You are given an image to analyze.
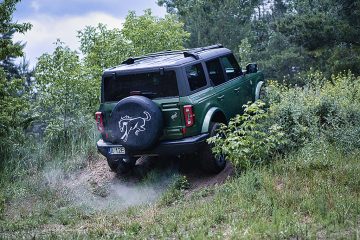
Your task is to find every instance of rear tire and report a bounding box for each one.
[200,122,226,174]
[107,158,119,172]
[107,157,136,174]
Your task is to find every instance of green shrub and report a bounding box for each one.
[268,71,360,153]
[208,101,287,170]
[213,71,360,172]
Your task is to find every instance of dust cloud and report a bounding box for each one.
[42,158,177,212]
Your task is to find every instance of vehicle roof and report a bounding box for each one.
[103,45,232,74]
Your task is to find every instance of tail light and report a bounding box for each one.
[183,105,195,127]
[95,112,105,133]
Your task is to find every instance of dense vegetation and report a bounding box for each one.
[158,0,360,79]
[1,0,360,238]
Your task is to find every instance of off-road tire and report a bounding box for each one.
[116,160,136,174]
[200,122,226,173]
[107,158,119,172]
[109,96,163,151]
[107,158,136,174]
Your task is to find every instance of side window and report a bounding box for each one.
[206,58,226,86]
[186,63,207,91]
[220,55,242,80]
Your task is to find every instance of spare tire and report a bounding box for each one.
[109,96,163,151]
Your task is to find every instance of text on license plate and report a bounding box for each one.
[109,147,125,155]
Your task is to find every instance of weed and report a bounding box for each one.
[158,175,189,206]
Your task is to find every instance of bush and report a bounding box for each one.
[212,71,360,172]
[268,71,360,153]
[208,101,287,170]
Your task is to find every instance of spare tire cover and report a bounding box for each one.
[109,96,163,151]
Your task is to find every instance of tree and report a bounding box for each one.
[159,0,360,80]
[158,0,260,51]
[122,10,189,55]
[78,23,133,75]
[0,0,32,162]
[274,0,360,76]
[0,0,32,77]
[35,41,93,148]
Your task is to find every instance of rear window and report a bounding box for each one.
[103,71,178,102]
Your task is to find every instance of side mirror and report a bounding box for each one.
[246,63,258,74]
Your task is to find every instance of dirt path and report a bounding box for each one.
[81,155,234,192]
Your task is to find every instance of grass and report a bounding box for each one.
[0,139,359,239]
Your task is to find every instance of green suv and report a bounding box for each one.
[96,44,265,174]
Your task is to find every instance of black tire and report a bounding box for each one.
[116,160,136,174]
[106,157,136,174]
[107,158,119,172]
[200,122,226,174]
[109,96,163,151]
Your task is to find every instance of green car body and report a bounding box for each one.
[96,44,265,173]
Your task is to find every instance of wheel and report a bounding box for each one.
[107,158,119,172]
[258,85,266,101]
[106,157,136,174]
[108,96,163,151]
[200,122,226,173]
[255,81,267,102]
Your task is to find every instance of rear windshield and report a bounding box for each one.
[103,71,178,102]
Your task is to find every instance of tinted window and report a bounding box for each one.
[206,58,225,86]
[220,55,242,80]
[186,63,207,91]
[103,71,178,102]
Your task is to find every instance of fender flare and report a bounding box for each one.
[201,107,224,133]
[255,81,264,101]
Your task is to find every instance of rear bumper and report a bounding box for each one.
[97,133,209,159]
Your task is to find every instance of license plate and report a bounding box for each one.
[109,147,125,155]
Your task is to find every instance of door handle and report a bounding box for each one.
[217,95,225,101]
[234,87,241,93]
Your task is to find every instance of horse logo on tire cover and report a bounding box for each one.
[118,111,151,142]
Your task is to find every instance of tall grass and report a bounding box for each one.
[0,120,98,219]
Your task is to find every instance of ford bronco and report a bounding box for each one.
[95,44,265,174]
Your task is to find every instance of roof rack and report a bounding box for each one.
[121,44,224,65]
[183,44,223,60]
[121,49,185,65]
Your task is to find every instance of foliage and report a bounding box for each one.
[0,0,32,61]
[122,10,190,55]
[209,71,360,171]
[268,71,360,153]
[158,0,260,50]
[0,0,31,166]
[158,175,189,206]
[159,0,360,80]
[35,41,94,149]
[208,101,286,170]
[78,23,133,80]
[238,38,252,67]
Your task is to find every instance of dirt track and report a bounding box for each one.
[80,155,234,194]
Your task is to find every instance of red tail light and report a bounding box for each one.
[183,105,195,127]
[95,112,105,133]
